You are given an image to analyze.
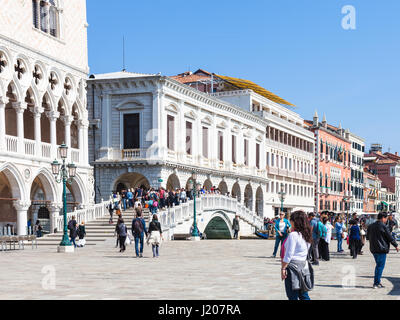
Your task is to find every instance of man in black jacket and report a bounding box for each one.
[367,212,399,289]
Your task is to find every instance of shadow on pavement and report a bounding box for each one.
[315,284,372,289]
[360,276,400,295]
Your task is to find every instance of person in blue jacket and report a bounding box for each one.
[271,212,292,258]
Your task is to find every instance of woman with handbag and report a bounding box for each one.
[281,210,313,300]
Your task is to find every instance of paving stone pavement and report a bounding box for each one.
[1,238,400,300]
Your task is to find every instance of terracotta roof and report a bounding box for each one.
[170,73,210,84]
[384,152,400,161]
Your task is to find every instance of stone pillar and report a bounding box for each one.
[13,200,31,236]
[0,98,5,152]
[62,115,73,159]
[47,111,60,159]
[78,119,89,164]
[49,203,62,234]
[99,94,111,159]
[152,90,165,160]
[13,102,27,154]
[33,107,44,157]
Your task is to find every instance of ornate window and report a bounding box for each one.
[32,0,60,38]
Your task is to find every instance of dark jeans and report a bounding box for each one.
[233,230,239,239]
[152,244,159,257]
[373,253,387,286]
[284,271,311,300]
[128,199,134,208]
[309,238,320,264]
[122,199,127,211]
[134,234,144,256]
[119,236,126,251]
[318,238,330,261]
[70,237,77,248]
[273,234,287,257]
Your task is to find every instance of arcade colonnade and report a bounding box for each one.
[0,46,92,236]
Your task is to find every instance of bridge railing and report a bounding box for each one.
[54,201,109,233]
[160,194,264,232]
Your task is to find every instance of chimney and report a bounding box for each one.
[396,152,398,156]
[322,114,327,128]
[313,110,319,126]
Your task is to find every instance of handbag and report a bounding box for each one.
[125,236,131,246]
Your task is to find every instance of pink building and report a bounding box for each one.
[305,114,352,214]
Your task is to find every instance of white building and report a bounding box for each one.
[88,70,315,219]
[349,132,365,213]
[0,0,93,235]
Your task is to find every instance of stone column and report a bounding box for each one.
[49,203,62,234]
[99,94,111,159]
[78,119,89,164]
[13,200,31,236]
[33,106,44,157]
[13,102,27,154]
[152,90,165,160]
[0,98,5,152]
[46,111,60,159]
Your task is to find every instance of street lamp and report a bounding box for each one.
[278,186,286,217]
[188,172,201,241]
[51,143,77,253]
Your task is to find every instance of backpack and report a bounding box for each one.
[317,221,327,239]
[133,219,144,234]
[68,220,74,230]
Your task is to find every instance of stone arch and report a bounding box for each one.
[166,173,181,191]
[70,103,80,149]
[256,186,264,217]
[218,180,228,195]
[244,184,253,210]
[40,92,52,143]
[56,97,67,145]
[231,182,241,202]
[5,82,19,137]
[0,47,13,78]
[66,173,86,212]
[28,170,58,230]
[0,163,27,202]
[203,178,213,191]
[203,211,233,239]
[13,54,31,85]
[23,88,36,140]
[112,172,151,194]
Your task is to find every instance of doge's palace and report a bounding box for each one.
[0,0,93,236]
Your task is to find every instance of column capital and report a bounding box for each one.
[12,102,28,113]
[13,200,31,211]
[46,110,60,121]
[78,119,89,129]
[30,106,44,116]
[49,202,63,212]
[61,115,74,126]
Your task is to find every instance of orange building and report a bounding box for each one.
[305,113,352,214]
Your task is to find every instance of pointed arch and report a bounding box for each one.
[0,163,28,202]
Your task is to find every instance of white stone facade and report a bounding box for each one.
[88,72,315,218]
[349,132,365,213]
[0,0,93,235]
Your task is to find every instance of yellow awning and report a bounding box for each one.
[214,74,295,107]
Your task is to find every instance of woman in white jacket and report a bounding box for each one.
[281,211,314,300]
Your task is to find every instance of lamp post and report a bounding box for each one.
[278,186,286,218]
[51,143,77,253]
[188,172,201,241]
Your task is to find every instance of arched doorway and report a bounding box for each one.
[113,172,151,195]
[231,182,241,202]
[29,173,56,233]
[256,186,263,217]
[166,174,181,191]
[244,184,253,210]
[218,181,228,195]
[203,213,232,239]
[0,171,17,233]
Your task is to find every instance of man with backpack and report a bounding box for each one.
[308,212,327,266]
[132,211,148,258]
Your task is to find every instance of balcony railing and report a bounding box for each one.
[6,135,17,153]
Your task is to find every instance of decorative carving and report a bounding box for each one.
[33,65,42,85]
[0,52,7,73]
[14,59,25,80]
[49,72,58,90]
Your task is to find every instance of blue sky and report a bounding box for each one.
[87,0,400,153]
